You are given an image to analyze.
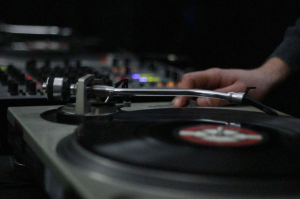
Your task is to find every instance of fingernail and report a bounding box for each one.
[197,97,210,106]
[197,98,205,106]
[205,97,212,106]
[173,98,180,107]
[171,97,176,103]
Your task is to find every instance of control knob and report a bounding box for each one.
[1,73,8,85]
[8,80,18,95]
[27,81,37,95]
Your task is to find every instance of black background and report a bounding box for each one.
[0,0,299,69]
[0,0,300,115]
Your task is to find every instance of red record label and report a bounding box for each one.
[177,125,263,147]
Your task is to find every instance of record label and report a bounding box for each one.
[177,125,263,147]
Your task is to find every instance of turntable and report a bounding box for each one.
[7,74,300,199]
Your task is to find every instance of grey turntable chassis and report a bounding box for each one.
[7,103,290,199]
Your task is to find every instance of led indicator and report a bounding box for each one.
[154,77,161,82]
[132,74,140,79]
[166,81,175,87]
[139,77,148,82]
[140,73,154,77]
[157,82,163,87]
[115,76,121,82]
[119,66,126,73]
[147,77,154,82]
[25,73,32,80]
[1,66,6,71]
[112,67,118,73]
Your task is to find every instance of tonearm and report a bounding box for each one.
[42,74,278,115]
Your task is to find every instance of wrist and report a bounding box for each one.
[256,57,290,89]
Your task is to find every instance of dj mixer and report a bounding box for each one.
[0,52,186,154]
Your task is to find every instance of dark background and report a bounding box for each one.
[0,0,299,69]
[0,0,300,115]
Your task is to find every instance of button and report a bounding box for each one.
[7,64,15,74]
[25,79,32,92]
[8,80,14,92]
[1,73,8,85]
[27,80,37,95]
[8,80,19,95]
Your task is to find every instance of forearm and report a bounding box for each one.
[255,57,290,90]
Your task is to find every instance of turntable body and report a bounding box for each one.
[7,102,300,199]
[8,103,200,199]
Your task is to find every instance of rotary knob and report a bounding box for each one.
[27,81,37,95]
[42,77,70,101]
[1,73,8,85]
[8,80,19,95]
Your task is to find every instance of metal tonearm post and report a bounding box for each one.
[42,74,278,115]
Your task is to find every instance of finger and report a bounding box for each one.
[184,69,224,90]
[197,97,229,107]
[172,96,190,107]
[196,83,245,107]
[173,73,196,107]
[174,69,232,107]
[180,73,196,89]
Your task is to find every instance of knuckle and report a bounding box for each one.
[205,68,224,77]
[215,99,228,107]
[181,73,193,81]
[210,99,221,106]
[207,67,222,73]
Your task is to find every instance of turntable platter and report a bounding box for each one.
[57,108,300,196]
[72,108,300,176]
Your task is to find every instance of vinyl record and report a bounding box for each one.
[74,108,300,177]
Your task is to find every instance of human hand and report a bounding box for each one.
[173,57,290,107]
